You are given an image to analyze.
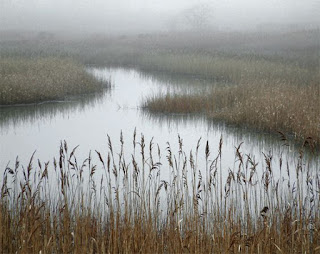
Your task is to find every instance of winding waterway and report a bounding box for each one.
[0,68,319,183]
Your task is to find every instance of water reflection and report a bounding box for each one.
[138,69,230,87]
[0,90,110,133]
[137,69,233,95]
[141,110,208,129]
[141,105,320,165]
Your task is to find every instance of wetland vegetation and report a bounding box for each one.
[144,82,320,144]
[1,29,318,143]
[0,57,110,105]
[1,133,319,253]
[1,28,319,253]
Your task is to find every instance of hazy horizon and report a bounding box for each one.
[1,0,319,34]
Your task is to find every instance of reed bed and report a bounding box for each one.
[1,132,319,253]
[1,30,318,85]
[0,57,110,105]
[1,30,318,136]
[144,81,320,145]
[136,53,318,87]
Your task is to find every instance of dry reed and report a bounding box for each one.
[144,81,320,145]
[1,132,319,253]
[0,57,110,105]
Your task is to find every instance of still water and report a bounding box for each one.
[0,68,318,182]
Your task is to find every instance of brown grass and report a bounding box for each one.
[144,82,320,144]
[1,133,319,253]
[0,57,109,105]
[1,30,318,140]
[136,53,318,86]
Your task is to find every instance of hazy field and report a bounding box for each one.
[0,29,319,141]
[0,29,319,253]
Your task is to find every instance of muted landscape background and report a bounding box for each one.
[1,0,319,253]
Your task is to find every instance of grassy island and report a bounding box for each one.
[0,57,108,105]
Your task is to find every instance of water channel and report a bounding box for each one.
[0,67,319,185]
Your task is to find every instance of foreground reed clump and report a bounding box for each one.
[1,132,319,253]
[0,57,109,105]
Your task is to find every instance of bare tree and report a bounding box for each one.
[182,3,214,30]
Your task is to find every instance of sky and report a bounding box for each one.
[0,0,319,33]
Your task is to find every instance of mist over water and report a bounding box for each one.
[1,0,320,251]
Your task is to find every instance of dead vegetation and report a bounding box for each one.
[0,57,110,105]
[1,132,319,253]
[144,82,320,144]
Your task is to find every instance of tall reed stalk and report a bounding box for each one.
[1,132,319,253]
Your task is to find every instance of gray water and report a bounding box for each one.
[0,67,318,182]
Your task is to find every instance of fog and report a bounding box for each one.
[0,0,319,34]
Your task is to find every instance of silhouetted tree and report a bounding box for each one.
[183,3,214,30]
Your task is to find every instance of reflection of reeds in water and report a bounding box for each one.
[1,131,319,253]
[140,109,318,158]
[138,68,227,90]
[0,90,110,130]
[141,107,208,127]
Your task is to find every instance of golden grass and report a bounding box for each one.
[0,57,109,105]
[144,82,320,144]
[1,133,319,253]
[210,83,320,142]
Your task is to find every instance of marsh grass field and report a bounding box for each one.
[1,29,320,253]
[1,29,319,142]
[0,57,110,105]
[1,133,320,253]
[144,81,320,145]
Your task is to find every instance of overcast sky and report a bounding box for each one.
[1,0,319,33]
